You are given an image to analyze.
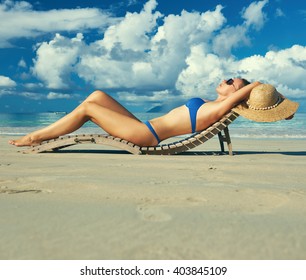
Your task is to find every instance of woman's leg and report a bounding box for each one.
[9,92,156,147]
[83,90,139,120]
[8,103,90,146]
[81,101,155,146]
[9,90,133,146]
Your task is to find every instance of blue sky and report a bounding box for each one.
[0,0,306,113]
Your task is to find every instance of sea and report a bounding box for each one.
[0,112,305,139]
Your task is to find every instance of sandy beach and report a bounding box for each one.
[0,135,306,260]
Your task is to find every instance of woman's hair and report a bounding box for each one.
[241,78,251,86]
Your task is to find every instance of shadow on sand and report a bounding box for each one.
[47,149,306,156]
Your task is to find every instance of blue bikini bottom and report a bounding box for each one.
[144,121,161,144]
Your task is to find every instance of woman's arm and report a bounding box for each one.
[217,81,261,116]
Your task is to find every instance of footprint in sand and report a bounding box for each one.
[137,205,172,222]
[233,188,290,214]
[185,196,207,205]
[0,186,42,194]
[136,195,207,222]
[0,163,11,167]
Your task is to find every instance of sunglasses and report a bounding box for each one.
[226,78,237,90]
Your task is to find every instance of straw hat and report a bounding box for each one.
[232,84,299,122]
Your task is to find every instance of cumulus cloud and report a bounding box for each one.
[241,0,269,30]
[100,0,162,52]
[32,33,84,89]
[0,0,117,47]
[212,1,269,57]
[176,45,233,98]
[14,0,306,105]
[0,75,16,87]
[177,44,306,99]
[212,25,250,57]
[238,45,306,91]
[33,1,227,91]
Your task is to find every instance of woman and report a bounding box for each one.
[9,78,258,147]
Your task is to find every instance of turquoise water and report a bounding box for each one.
[0,112,305,138]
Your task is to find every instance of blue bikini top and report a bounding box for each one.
[185,98,205,133]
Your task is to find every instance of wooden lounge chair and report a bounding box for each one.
[23,111,239,155]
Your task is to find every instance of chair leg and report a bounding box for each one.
[218,132,225,153]
[218,127,233,156]
[223,127,233,156]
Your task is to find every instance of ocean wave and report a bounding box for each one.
[230,134,306,139]
[1,112,306,139]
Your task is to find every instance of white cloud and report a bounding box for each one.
[23,82,44,89]
[118,89,171,102]
[275,8,285,18]
[212,0,269,57]
[0,75,17,87]
[47,92,72,100]
[16,91,73,100]
[98,0,162,52]
[0,0,117,48]
[212,25,250,57]
[238,45,306,91]
[0,88,13,97]
[32,33,84,89]
[176,45,222,98]
[19,92,44,100]
[74,2,226,91]
[19,72,31,80]
[241,0,269,30]
[18,58,27,68]
[177,44,306,99]
[26,0,306,103]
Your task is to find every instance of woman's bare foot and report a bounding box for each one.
[8,135,41,147]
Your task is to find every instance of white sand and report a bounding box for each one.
[1,135,306,259]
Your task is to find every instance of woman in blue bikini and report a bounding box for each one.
[9,78,258,147]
